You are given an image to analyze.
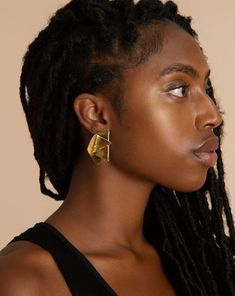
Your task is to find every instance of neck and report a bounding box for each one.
[50,154,156,250]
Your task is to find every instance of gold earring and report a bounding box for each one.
[87,130,111,165]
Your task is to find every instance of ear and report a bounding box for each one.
[73,93,111,133]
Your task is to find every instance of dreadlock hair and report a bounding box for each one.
[19,0,235,295]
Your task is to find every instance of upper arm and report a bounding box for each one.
[0,248,44,296]
[0,241,70,296]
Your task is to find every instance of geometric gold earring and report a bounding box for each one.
[87,130,112,165]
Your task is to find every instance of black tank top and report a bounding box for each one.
[8,222,118,296]
[8,222,190,296]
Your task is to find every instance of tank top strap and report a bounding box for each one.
[8,222,117,296]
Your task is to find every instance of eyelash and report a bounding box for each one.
[168,84,212,98]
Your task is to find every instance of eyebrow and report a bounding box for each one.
[160,63,211,80]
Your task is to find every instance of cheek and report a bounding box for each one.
[110,104,208,192]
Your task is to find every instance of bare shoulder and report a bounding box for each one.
[0,241,63,296]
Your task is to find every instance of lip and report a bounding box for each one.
[193,151,218,167]
[193,136,219,167]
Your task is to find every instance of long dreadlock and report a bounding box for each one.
[19,0,235,295]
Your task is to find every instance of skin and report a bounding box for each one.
[0,22,223,295]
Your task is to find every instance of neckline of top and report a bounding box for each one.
[39,221,118,296]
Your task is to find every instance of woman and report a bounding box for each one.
[0,0,234,295]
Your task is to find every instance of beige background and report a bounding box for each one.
[1,0,234,249]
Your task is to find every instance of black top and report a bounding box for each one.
[8,222,117,296]
[8,222,190,296]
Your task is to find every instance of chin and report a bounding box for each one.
[168,173,208,193]
[176,180,207,193]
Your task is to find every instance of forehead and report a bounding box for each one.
[147,22,209,75]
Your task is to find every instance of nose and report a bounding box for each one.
[195,93,224,132]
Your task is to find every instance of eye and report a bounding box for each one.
[168,85,188,97]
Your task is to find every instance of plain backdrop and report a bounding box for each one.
[1,0,235,249]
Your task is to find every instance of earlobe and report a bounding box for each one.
[73,93,109,133]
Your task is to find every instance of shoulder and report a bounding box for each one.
[0,241,56,295]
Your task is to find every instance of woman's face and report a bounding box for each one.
[110,22,223,192]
